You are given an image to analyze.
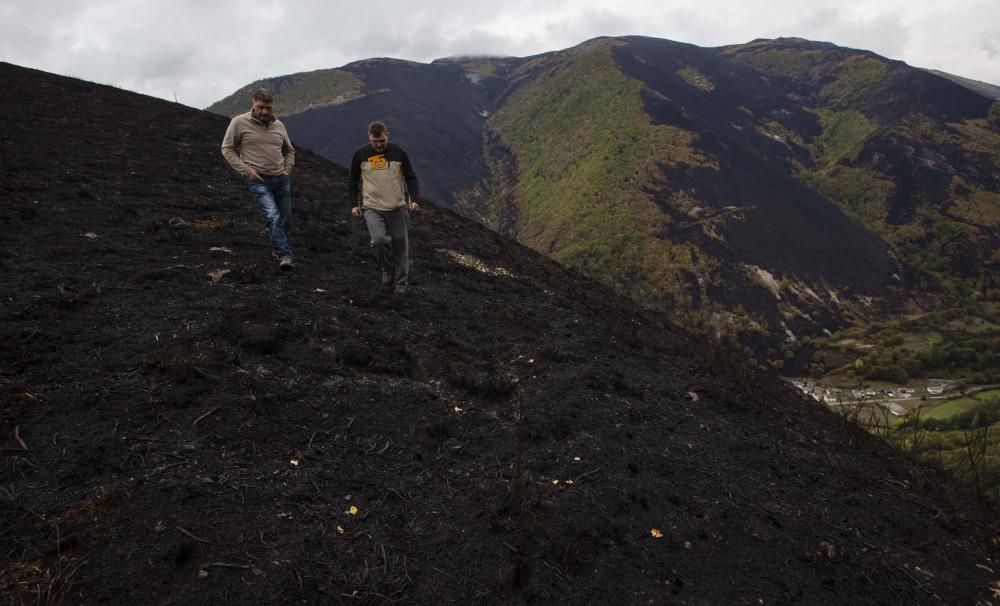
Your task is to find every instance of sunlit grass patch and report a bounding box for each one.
[924,397,982,420]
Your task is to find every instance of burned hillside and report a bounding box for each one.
[1,62,998,605]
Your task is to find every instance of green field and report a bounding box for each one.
[900,332,941,352]
[920,389,1000,420]
[945,316,1000,334]
[971,389,1000,403]
[925,397,984,420]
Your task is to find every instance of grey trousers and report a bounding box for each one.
[363,207,409,286]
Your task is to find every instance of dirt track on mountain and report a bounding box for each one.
[1,62,998,605]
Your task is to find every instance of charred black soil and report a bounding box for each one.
[1,62,998,605]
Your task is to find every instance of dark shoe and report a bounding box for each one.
[393,284,408,295]
[279,256,294,269]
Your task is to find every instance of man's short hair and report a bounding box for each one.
[252,88,274,104]
[368,121,387,137]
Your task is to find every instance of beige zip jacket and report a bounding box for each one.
[220,112,295,178]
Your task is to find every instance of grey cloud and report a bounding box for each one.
[4,0,999,107]
[543,8,636,41]
[795,8,839,32]
[444,30,531,59]
[792,10,909,58]
[981,35,1000,60]
[644,8,727,47]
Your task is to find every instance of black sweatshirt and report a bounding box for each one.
[347,142,420,211]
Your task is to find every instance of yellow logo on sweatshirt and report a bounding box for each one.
[368,155,388,170]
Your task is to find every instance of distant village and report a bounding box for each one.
[789,380,953,417]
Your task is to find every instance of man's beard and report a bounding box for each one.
[252,111,274,123]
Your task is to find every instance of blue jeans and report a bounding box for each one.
[248,174,292,259]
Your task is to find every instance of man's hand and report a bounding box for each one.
[408,201,419,212]
[247,168,261,182]
[351,207,362,218]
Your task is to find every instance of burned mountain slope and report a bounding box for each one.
[1,62,997,605]
[275,57,499,208]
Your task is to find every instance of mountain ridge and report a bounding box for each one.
[207,35,998,376]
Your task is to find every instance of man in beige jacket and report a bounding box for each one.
[221,88,296,268]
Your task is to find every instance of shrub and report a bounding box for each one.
[989,101,1000,126]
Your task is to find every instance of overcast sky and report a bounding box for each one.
[2,0,998,109]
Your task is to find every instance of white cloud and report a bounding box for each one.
[1,0,998,108]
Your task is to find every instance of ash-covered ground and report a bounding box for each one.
[1,62,997,605]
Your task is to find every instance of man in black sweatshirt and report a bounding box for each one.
[348,121,420,294]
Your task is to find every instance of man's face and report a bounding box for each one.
[369,131,389,152]
[251,99,274,122]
